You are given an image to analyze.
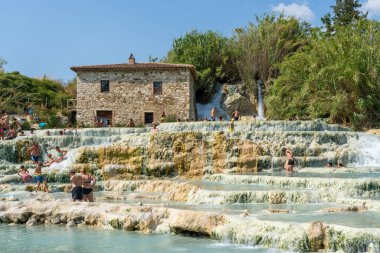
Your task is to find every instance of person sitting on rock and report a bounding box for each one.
[18,165,32,183]
[151,123,159,133]
[44,153,57,167]
[12,117,22,132]
[127,119,135,127]
[55,147,67,162]
[69,170,83,202]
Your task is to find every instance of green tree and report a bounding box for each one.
[0,58,7,72]
[65,78,77,97]
[164,30,235,102]
[0,71,74,119]
[322,0,367,32]
[232,14,310,92]
[266,20,380,129]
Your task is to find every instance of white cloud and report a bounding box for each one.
[362,0,380,16]
[272,3,315,21]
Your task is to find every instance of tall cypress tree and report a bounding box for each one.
[322,0,367,32]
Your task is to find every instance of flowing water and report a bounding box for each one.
[0,224,275,253]
[196,84,230,121]
[257,80,265,119]
[1,120,380,252]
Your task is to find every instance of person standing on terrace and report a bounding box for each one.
[69,170,83,202]
[232,109,240,121]
[211,107,216,121]
[34,162,48,192]
[160,112,167,123]
[81,168,96,202]
[28,142,40,164]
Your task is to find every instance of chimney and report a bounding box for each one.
[129,54,135,64]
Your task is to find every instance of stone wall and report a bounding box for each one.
[76,69,195,126]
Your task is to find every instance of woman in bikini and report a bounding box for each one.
[55,146,67,162]
[284,149,295,173]
[81,167,96,202]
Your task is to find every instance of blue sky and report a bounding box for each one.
[1,0,379,81]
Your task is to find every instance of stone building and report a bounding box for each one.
[71,55,197,126]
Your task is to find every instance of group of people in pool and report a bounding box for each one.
[27,142,67,165]
[18,164,95,201]
[69,168,96,202]
[283,148,344,173]
[18,142,79,196]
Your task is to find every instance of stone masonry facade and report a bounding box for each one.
[71,61,197,126]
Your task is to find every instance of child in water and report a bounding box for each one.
[34,162,48,192]
[18,165,32,183]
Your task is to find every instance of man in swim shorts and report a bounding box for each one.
[34,162,48,192]
[69,170,83,201]
[28,142,40,164]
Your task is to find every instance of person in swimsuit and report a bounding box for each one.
[55,146,67,162]
[160,112,167,123]
[34,162,48,192]
[69,170,83,202]
[152,123,159,133]
[5,127,16,140]
[44,153,57,167]
[1,112,10,134]
[210,107,216,121]
[127,119,135,127]
[284,149,295,173]
[232,109,240,121]
[13,117,22,131]
[81,168,96,202]
[28,142,40,164]
[18,165,32,183]
[228,119,235,132]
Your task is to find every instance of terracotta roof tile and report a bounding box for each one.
[71,62,198,80]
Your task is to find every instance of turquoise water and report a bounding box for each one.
[0,224,274,253]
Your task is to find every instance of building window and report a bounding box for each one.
[153,81,162,95]
[144,112,154,124]
[101,80,110,92]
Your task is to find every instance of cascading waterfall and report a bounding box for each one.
[196,84,230,120]
[1,121,380,253]
[349,133,380,167]
[257,80,265,119]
